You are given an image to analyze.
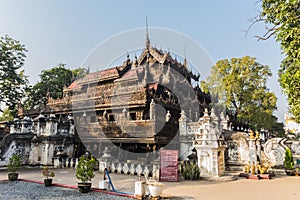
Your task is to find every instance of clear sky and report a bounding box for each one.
[0,0,288,122]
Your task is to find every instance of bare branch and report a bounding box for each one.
[254,25,278,40]
[243,15,267,39]
[254,0,262,6]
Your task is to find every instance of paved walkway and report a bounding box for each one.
[1,168,300,200]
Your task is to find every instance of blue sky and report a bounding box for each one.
[0,0,287,121]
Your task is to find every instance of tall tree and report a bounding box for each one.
[279,57,300,122]
[0,35,28,115]
[253,0,300,122]
[202,56,277,130]
[0,107,14,121]
[25,64,88,108]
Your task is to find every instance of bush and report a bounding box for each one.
[7,154,21,173]
[42,167,55,179]
[182,161,200,180]
[284,148,294,170]
[76,155,97,183]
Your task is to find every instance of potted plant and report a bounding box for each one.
[147,181,165,198]
[76,154,97,193]
[42,167,55,186]
[284,148,295,176]
[7,154,21,181]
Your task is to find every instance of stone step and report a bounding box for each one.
[226,165,244,171]
[268,169,286,175]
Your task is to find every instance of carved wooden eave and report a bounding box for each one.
[114,67,142,83]
[68,64,131,89]
[137,46,199,82]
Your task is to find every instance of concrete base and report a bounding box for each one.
[238,173,249,178]
[259,174,275,180]
[239,173,275,180]
[134,181,145,198]
[247,175,260,180]
[99,180,110,190]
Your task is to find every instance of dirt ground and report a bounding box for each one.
[0,168,299,200]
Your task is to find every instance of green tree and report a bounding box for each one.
[254,0,300,122]
[202,56,277,130]
[0,35,28,115]
[260,0,300,60]
[278,57,300,122]
[25,65,88,108]
[0,107,14,121]
[268,117,285,138]
[71,67,89,81]
[25,64,72,107]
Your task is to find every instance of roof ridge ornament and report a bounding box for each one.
[145,16,150,50]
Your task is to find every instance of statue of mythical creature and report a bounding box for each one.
[250,130,255,139]
[255,131,260,139]
[256,161,270,174]
[243,161,251,173]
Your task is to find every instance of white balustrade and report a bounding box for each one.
[130,163,136,175]
[136,164,143,176]
[123,163,129,174]
[111,163,116,173]
[117,163,123,174]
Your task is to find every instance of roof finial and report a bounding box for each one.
[146,16,150,50]
[183,45,188,68]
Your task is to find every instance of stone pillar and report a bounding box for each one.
[68,115,75,135]
[45,114,58,136]
[29,144,39,164]
[179,110,187,136]
[20,116,32,133]
[98,147,113,173]
[43,143,49,165]
[193,108,226,177]
[48,144,54,165]
[10,118,17,133]
[20,120,25,133]
[179,110,191,161]
[10,118,20,133]
[220,112,228,130]
[35,113,45,136]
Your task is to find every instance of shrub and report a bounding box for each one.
[284,148,294,170]
[182,161,200,180]
[42,167,55,179]
[76,155,97,183]
[7,154,21,173]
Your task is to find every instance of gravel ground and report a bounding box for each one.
[0,181,134,200]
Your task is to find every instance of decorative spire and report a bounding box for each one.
[146,16,150,50]
[132,54,138,69]
[183,58,187,68]
[183,45,188,69]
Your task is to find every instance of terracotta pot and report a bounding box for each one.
[78,182,92,193]
[8,173,18,181]
[44,178,53,186]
